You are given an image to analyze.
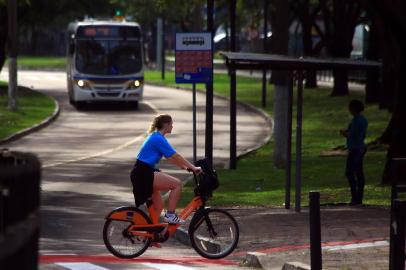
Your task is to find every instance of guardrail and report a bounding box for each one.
[0,149,41,270]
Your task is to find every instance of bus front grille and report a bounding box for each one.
[97,92,121,97]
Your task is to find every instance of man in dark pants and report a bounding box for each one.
[340,100,368,205]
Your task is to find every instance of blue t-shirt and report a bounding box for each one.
[347,114,368,150]
[137,132,176,167]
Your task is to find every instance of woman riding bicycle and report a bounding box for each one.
[131,114,202,225]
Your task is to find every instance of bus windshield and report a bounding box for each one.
[75,39,142,75]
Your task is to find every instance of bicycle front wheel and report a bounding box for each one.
[103,207,151,258]
[189,208,239,259]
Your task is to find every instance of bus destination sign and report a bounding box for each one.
[175,33,213,84]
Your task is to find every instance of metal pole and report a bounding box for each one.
[285,72,293,209]
[7,0,18,111]
[161,15,165,80]
[229,0,237,169]
[389,199,406,270]
[295,71,304,212]
[230,68,237,169]
[205,0,214,165]
[156,17,163,71]
[192,83,197,164]
[261,0,269,108]
[309,191,322,270]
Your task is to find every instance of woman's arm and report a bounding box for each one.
[167,153,202,173]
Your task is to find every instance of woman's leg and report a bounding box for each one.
[153,172,182,212]
[151,190,164,218]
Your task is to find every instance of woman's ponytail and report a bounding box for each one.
[147,114,172,134]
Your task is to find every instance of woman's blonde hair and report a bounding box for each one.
[147,114,172,134]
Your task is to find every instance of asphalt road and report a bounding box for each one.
[0,70,271,270]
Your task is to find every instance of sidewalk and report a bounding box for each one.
[227,205,390,269]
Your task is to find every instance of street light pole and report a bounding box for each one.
[7,0,18,111]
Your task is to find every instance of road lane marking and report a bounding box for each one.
[56,262,109,270]
[42,133,146,168]
[143,263,194,270]
[42,100,158,168]
[40,255,237,266]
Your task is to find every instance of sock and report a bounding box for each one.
[166,211,175,216]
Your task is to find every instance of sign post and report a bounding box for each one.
[175,32,213,164]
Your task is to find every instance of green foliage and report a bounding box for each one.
[7,56,66,69]
[0,83,55,140]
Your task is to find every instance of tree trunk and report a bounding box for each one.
[271,0,290,169]
[379,23,406,184]
[0,6,7,72]
[324,0,360,96]
[331,69,349,96]
[300,2,318,88]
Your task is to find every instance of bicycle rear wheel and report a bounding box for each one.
[189,208,239,259]
[103,207,152,258]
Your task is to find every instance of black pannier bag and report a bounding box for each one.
[194,158,219,197]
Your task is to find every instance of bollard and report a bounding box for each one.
[389,199,406,270]
[309,192,322,270]
[0,150,41,270]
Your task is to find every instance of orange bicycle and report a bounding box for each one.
[102,171,239,259]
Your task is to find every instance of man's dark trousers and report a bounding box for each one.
[346,148,366,204]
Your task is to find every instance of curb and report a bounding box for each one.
[242,252,311,270]
[0,88,60,146]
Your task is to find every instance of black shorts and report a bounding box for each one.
[130,160,157,207]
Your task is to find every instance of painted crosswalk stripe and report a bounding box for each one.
[55,262,109,270]
[143,263,194,270]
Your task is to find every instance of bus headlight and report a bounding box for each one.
[128,80,143,89]
[76,80,90,89]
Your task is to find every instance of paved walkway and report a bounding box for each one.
[228,205,391,269]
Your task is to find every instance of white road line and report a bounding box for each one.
[42,133,146,168]
[323,240,389,251]
[143,100,160,113]
[55,262,109,270]
[143,263,195,270]
[41,100,158,169]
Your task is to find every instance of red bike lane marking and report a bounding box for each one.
[231,237,387,257]
[39,255,238,266]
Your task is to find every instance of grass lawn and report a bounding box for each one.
[0,81,56,140]
[145,70,392,207]
[7,56,66,70]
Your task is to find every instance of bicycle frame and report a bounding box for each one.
[124,196,204,239]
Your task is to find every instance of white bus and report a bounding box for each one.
[67,20,144,109]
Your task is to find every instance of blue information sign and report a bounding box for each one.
[175,33,213,84]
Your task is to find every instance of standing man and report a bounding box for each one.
[340,100,368,205]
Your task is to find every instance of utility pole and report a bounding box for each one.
[7,0,18,111]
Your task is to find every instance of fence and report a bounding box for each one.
[0,149,41,270]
